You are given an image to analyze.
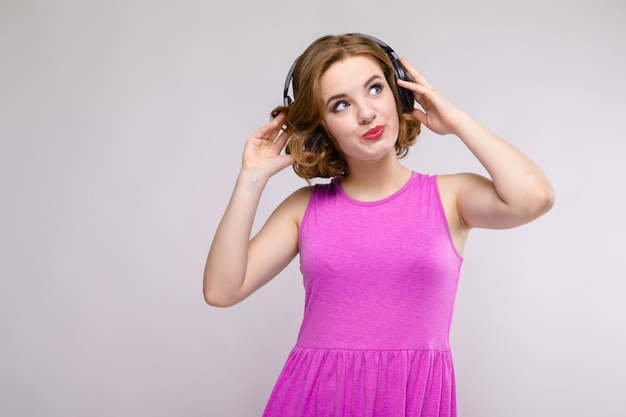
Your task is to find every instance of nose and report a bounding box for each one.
[357,103,376,125]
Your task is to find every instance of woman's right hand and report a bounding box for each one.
[205,112,304,307]
[242,112,295,179]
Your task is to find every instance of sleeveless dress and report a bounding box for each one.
[262,172,463,417]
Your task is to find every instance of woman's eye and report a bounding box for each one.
[333,101,349,112]
[369,84,383,96]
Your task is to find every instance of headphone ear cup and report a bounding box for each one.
[391,59,415,114]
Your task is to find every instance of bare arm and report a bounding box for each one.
[398,58,555,231]
[203,113,306,307]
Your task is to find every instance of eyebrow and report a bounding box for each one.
[324,75,383,109]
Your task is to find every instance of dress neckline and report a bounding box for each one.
[333,171,418,206]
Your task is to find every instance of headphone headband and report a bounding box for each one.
[282,33,414,113]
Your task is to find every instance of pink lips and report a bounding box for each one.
[362,125,385,140]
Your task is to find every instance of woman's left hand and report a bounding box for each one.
[397,57,465,136]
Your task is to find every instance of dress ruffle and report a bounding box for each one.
[263,345,456,417]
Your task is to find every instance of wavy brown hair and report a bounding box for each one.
[271,34,421,180]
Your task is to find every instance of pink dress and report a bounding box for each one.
[263,172,463,417]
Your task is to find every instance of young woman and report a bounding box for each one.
[204,33,554,417]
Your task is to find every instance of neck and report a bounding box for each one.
[340,157,412,202]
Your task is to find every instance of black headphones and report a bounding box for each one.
[282,33,415,114]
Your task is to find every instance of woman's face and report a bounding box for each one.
[318,55,400,165]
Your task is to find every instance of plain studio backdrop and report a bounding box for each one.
[1,0,624,416]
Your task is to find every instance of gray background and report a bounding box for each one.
[2,0,625,416]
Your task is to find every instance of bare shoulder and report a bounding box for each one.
[273,185,313,228]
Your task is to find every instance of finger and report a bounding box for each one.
[400,57,432,88]
[397,78,432,106]
[275,154,295,171]
[270,110,287,123]
[255,113,286,141]
[411,108,428,125]
[397,78,430,96]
